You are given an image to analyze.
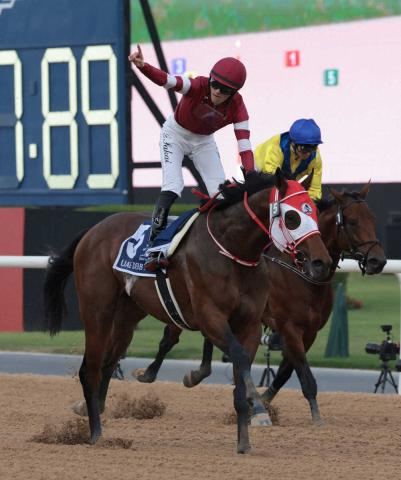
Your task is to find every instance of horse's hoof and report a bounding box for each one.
[132,368,155,383]
[71,400,88,417]
[183,372,195,388]
[132,368,146,378]
[250,412,272,427]
[237,443,251,454]
[313,417,325,427]
[89,431,101,445]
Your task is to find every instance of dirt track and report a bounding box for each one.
[1,373,400,479]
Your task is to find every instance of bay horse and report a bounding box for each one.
[134,184,386,424]
[44,170,332,454]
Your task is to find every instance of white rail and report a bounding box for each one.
[0,256,49,268]
[0,256,399,273]
[339,258,401,274]
[0,256,401,393]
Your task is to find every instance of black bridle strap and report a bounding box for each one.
[263,254,331,285]
[336,199,381,275]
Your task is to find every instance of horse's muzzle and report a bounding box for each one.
[365,256,387,275]
[308,257,332,281]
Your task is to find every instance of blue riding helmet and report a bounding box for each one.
[289,119,323,145]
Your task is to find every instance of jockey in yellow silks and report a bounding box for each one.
[254,119,323,201]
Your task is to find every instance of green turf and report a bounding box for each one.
[0,273,399,370]
[131,0,401,42]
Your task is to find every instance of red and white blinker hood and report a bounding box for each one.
[268,181,319,255]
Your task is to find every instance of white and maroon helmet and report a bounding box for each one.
[210,57,247,90]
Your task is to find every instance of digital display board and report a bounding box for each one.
[0,0,131,205]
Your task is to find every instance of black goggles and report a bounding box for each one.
[209,79,236,95]
[295,144,318,153]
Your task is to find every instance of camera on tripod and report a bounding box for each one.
[260,331,282,351]
[258,329,282,388]
[365,324,400,362]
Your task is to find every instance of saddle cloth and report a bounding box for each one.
[113,209,199,277]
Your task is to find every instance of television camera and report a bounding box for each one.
[365,325,400,393]
[365,324,400,362]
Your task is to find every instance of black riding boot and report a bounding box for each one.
[144,191,178,271]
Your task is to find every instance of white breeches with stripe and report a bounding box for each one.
[159,116,226,197]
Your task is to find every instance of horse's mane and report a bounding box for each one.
[316,190,362,213]
[315,198,334,213]
[214,171,276,210]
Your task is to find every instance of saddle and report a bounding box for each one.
[112,209,199,277]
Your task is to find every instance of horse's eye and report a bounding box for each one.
[284,210,301,230]
[347,219,358,227]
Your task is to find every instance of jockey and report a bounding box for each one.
[254,119,323,200]
[129,46,255,270]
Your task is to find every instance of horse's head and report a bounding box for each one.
[326,184,387,275]
[270,169,332,280]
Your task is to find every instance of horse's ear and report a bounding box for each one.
[300,170,314,191]
[275,167,288,196]
[359,180,371,199]
[328,187,344,204]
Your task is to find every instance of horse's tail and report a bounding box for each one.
[44,229,89,336]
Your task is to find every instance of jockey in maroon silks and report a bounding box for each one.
[129,45,255,270]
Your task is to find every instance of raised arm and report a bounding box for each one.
[128,44,191,94]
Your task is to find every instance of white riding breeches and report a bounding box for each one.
[159,116,226,197]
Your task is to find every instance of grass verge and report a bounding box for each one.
[0,273,399,370]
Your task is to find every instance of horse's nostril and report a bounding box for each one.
[311,259,324,271]
[311,260,324,275]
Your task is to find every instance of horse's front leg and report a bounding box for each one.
[134,324,181,383]
[281,329,323,425]
[235,330,272,428]
[261,355,294,403]
[183,338,213,387]
[294,359,323,425]
[209,327,254,453]
[79,354,102,443]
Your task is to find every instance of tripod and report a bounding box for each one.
[258,347,276,388]
[112,361,124,380]
[373,359,398,393]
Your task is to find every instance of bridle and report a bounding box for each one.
[336,199,381,275]
[206,190,270,266]
[264,197,381,282]
[267,187,320,267]
[206,184,320,268]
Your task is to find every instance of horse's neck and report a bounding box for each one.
[319,208,342,272]
[214,190,270,258]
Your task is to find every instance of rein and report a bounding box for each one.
[263,252,331,285]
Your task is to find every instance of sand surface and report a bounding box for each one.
[1,373,400,479]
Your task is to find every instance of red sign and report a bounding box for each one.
[285,50,300,67]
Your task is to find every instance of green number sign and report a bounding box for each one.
[324,69,339,86]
